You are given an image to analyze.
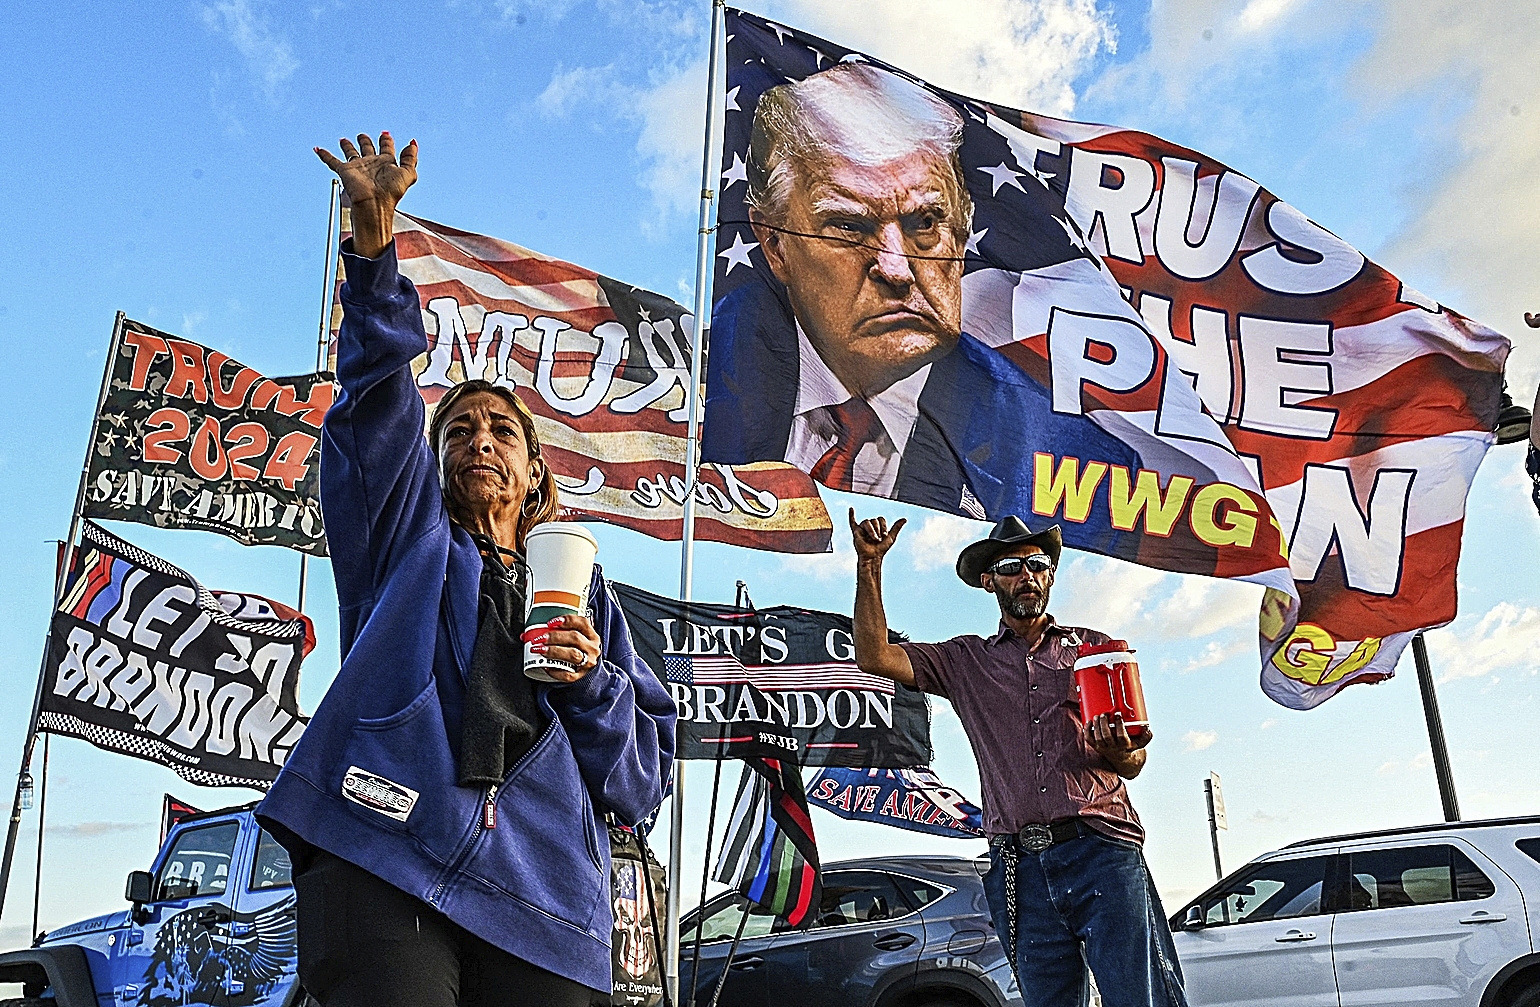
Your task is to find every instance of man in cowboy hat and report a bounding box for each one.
[848,510,1187,1007]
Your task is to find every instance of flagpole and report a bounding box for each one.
[668,1,726,1002]
[30,734,49,940]
[297,179,341,614]
[0,310,128,919]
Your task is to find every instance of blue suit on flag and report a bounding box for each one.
[703,280,1142,556]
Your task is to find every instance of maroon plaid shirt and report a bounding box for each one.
[901,617,1144,845]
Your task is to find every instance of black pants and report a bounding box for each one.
[295,850,599,1007]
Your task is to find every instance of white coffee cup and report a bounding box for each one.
[521,523,599,682]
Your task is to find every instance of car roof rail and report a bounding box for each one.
[1282,814,1540,849]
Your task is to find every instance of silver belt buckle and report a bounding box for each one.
[1019,823,1054,853]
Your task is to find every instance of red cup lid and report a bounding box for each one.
[1076,639,1133,658]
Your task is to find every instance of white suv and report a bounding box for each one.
[1169,816,1540,1006]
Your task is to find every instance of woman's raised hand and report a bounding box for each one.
[314,132,418,259]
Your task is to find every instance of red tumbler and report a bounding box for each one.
[1074,640,1150,740]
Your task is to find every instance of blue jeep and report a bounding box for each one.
[0,803,308,1007]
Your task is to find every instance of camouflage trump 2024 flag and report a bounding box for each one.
[83,318,330,555]
[703,10,1509,709]
[332,209,834,553]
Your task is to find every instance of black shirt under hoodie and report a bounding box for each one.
[458,535,546,786]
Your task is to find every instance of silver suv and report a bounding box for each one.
[1169,815,1540,1006]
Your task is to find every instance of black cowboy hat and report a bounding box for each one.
[955,516,1063,588]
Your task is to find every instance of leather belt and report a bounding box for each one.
[991,818,1084,854]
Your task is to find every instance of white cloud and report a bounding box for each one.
[537,65,626,118]
[1056,553,1262,651]
[1237,0,1305,32]
[1423,602,1540,683]
[1183,728,1218,751]
[199,0,298,99]
[1183,640,1229,672]
[1356,1,1540,392]
[1411,752,1433,770]
[534,0,1117,221]
[763,0,1117,116]
[778,528,856,584]
[47,820,150,838]
[1377,760,1399,775]
[494,0,577,20]
[1259,718,1278,730]
[1154,577,1262,639]
[903,514,988,573]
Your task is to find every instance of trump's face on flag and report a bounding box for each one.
[746,64,973,400]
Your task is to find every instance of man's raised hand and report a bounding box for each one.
[314,132,418,258]
[850,508,905,564]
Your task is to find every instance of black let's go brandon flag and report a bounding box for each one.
[611,583,931,767]
[41,521,314,789]
[84,318,330,555]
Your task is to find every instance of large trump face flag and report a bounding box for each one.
[702,11,1509,709]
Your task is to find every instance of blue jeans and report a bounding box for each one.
[982,827,1187,1007]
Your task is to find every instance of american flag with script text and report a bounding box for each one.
[334,208,833,553]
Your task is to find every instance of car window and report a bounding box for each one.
[681,896,778,944]
[807,871,908,930]
[1345,844,1494,910]
[1515,838,1540,866]
[250,828,293,890]
[892,875,946,910]
[157,821,239,900]
[1198,855,1332,927]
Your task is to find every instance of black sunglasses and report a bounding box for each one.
[987,555,1054,577]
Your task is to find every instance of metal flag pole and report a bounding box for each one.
[667,2,726,1002]
[30,734,49,940]
[297,178,341,614]
[0,310,129,918]
[1411,633,1460,822]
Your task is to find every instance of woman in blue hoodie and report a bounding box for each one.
[256,131,677,1007]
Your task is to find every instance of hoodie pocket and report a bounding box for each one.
[333,681,468,855]
[463,723,607,936]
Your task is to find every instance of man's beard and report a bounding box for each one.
[994,581,1049,621]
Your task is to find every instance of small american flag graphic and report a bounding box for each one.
[659,652,894,695]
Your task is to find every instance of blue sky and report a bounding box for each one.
[1,0,1537,949]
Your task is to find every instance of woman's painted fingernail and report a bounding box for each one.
[548,617,565,628]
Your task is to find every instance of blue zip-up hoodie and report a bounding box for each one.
[256,240,676,992]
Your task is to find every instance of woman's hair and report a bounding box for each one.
[428,379,561,550]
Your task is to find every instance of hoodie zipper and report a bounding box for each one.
[426,719,557,909]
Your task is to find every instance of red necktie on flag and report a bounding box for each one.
[809,398,884,491]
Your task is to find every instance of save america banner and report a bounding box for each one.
[611,582,930,766]
[704,11,1508,709]
[806,766,984,838]
[332,208,834,553]
[40,521,314,789]
[83,319,330,555]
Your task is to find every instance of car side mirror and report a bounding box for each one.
[126,870,154,904]
[1183,905,1205,930]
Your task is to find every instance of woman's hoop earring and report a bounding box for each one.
[522,487,542,518]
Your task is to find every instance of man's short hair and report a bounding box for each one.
[746,64,974,242]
